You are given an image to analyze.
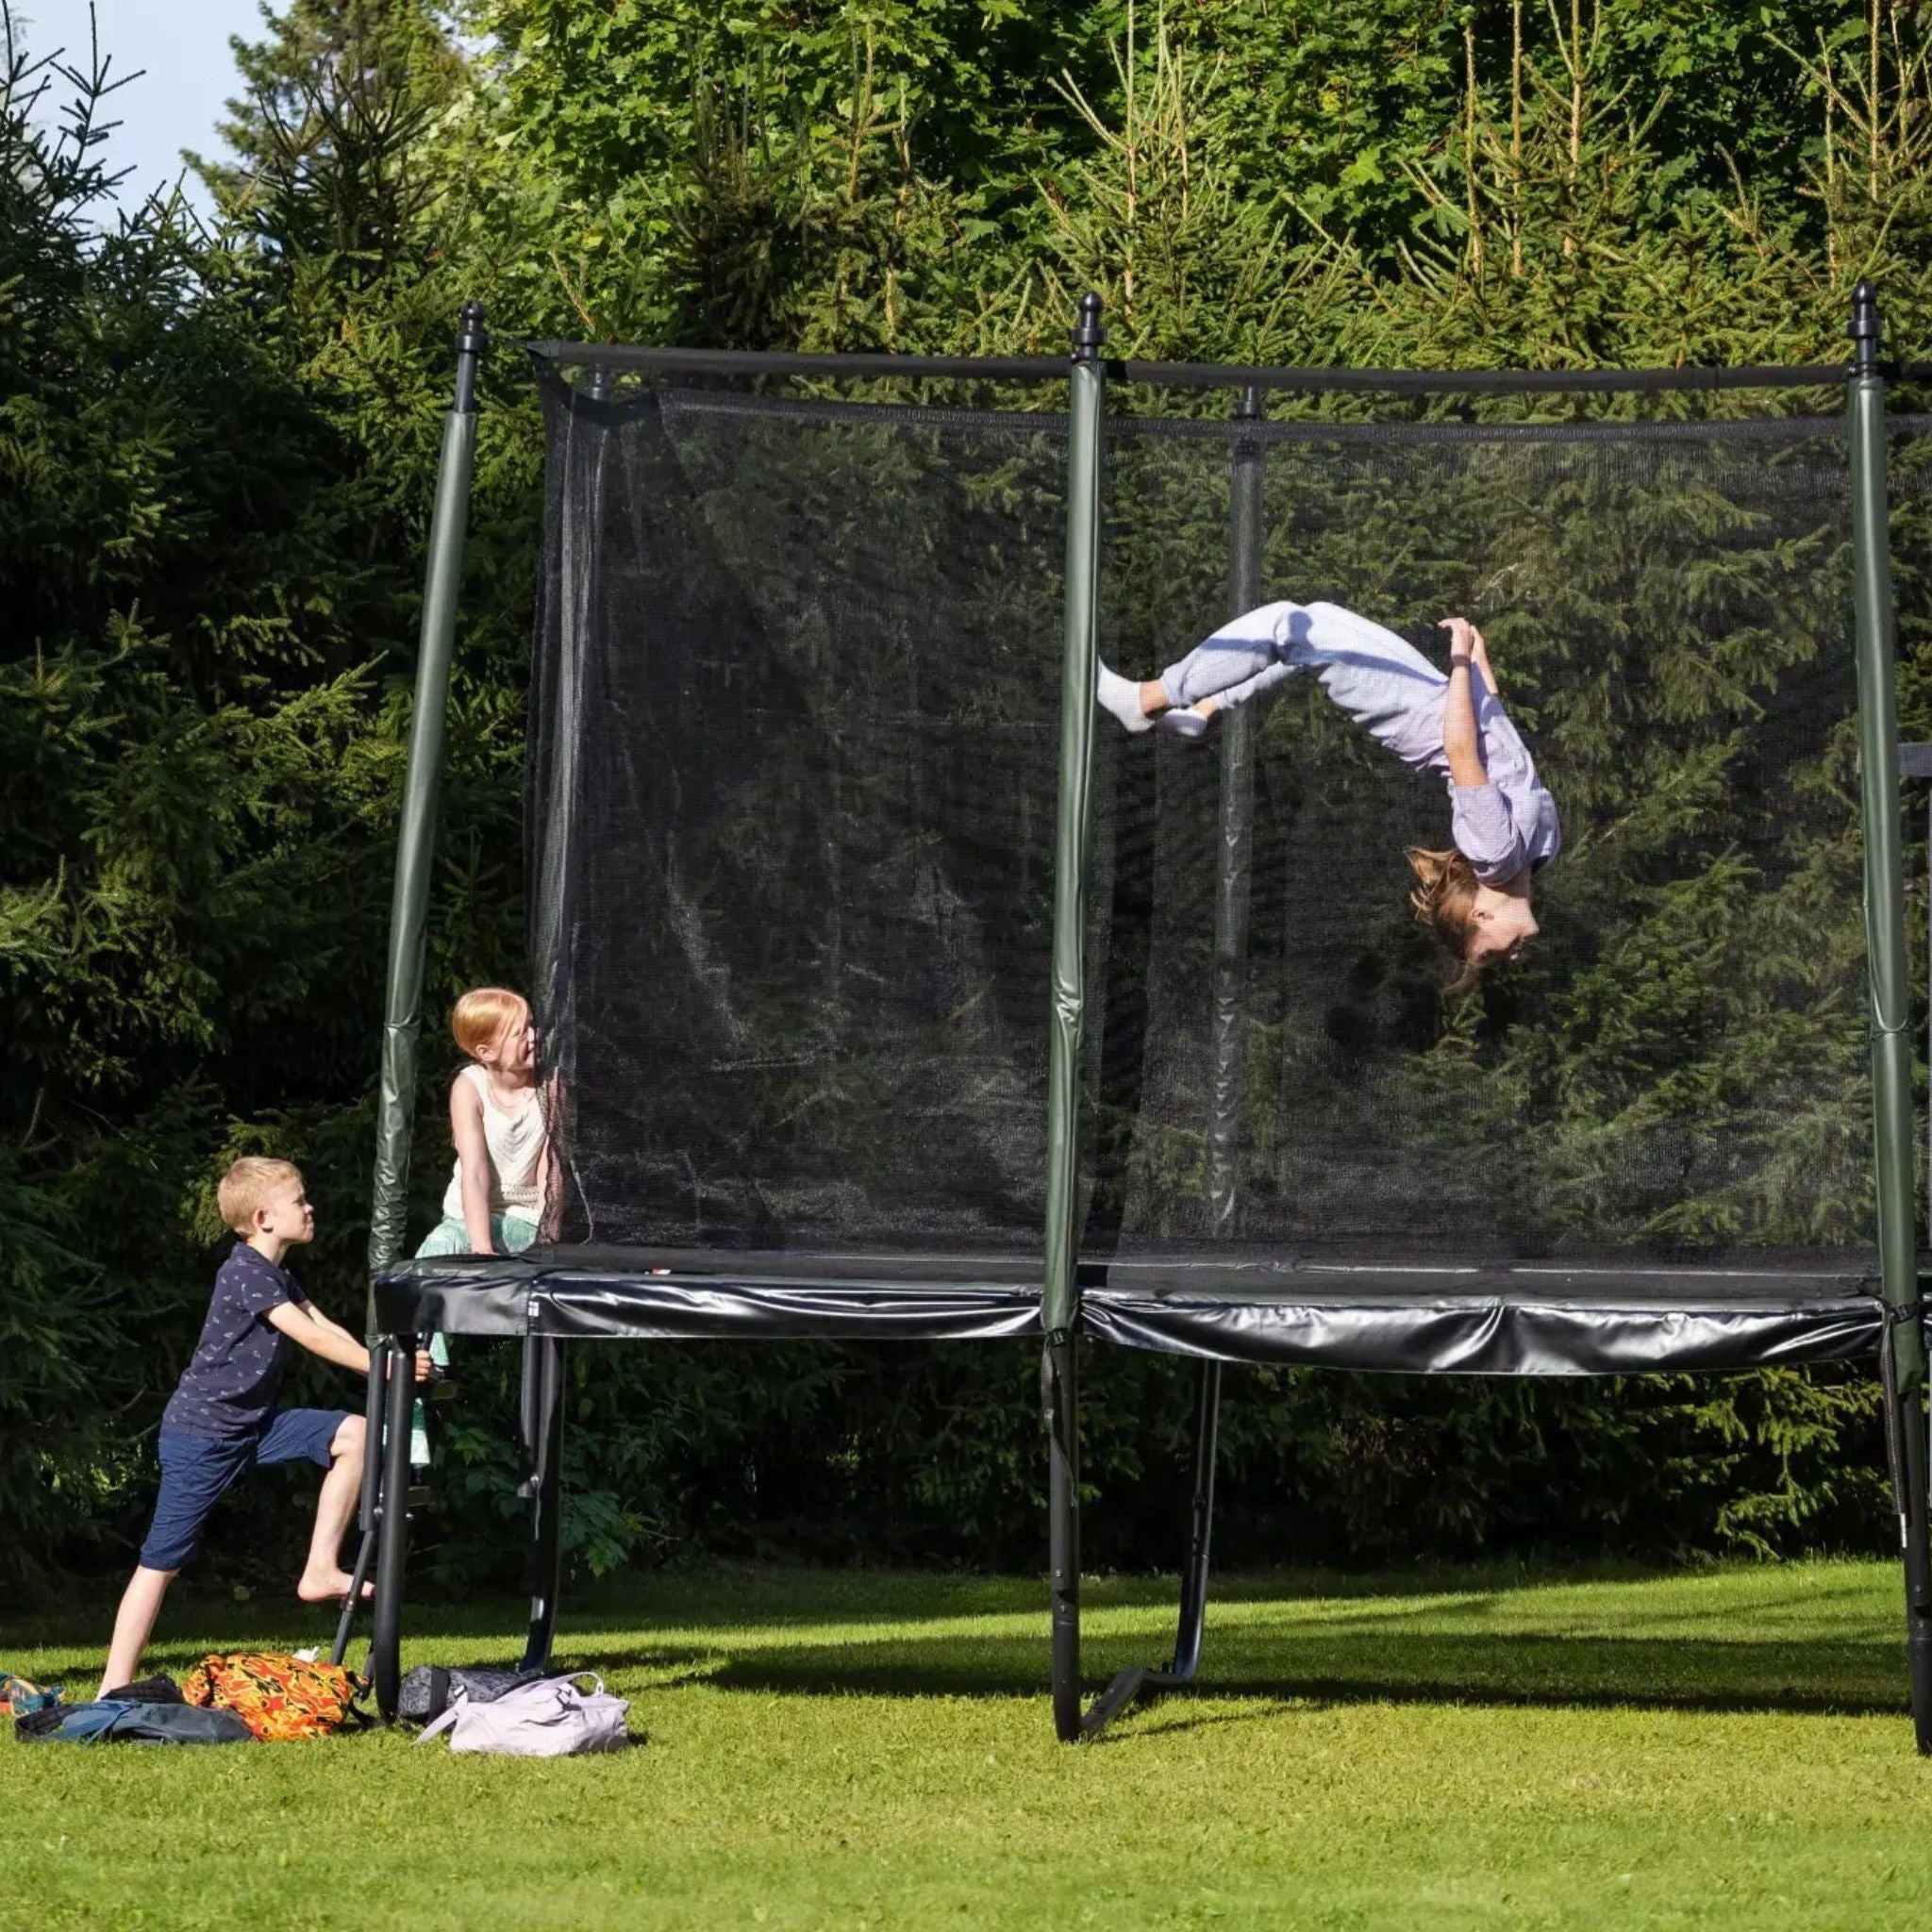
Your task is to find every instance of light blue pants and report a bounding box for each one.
[409,1214,540,1465]
[413,1212,541,1260]
[1159,599,1449,771]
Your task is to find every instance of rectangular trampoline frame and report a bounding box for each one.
[347,287,1932,1749]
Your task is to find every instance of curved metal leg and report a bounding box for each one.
[1897,1384,1932,1753]
[1877,1326,1931,1751]
[1081,1357,1222,1738]
[1168,1359,1221,1679]
[520,1336,566,1674]
[370,1335,416,1721]
[1044,1336,1082,1741]
[331,1346,391,1667]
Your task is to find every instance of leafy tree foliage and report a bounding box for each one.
[10,0,1932,1597]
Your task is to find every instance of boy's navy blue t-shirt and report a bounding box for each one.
[160,1244,309,1440]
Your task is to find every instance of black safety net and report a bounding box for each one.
[522,355,1926,1291]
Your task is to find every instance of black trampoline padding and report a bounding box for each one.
[376,1246,1887,1373]
[375,1248,1043,1341]
[1083,1255,1883,1374]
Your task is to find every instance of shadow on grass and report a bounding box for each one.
[557,1627,1910,1724]
[8,1563,1911,1729]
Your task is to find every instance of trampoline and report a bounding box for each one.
[350,286,1932,1747]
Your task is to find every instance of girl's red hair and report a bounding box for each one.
[451,986,529,1061]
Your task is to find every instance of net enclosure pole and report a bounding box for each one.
[1848,280,1932,1752]
[1043,289,1106,1338]
[364,299,487,1323]
[1849,283,1924,1392]
[1044,291,1106,1742]
[1166,382,1261,1702]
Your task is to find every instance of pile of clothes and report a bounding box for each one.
[10,1653,364,1745]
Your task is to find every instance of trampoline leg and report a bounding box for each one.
[1879,1310,1932,1752]
[1896,1388,1932,1752]
[517,1333,541,1492]
[369,1335,416,1722]
[331,1343,391,1668]
[1077,1358,1223,1739]
[1169,1360,1222,1681]
[1043,1336,1082,1742]
[520,1336,566,1674]
[1906,1403,1932,1754]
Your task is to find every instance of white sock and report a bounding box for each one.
[1096,662,1155,734]
[1158,705,1211,741]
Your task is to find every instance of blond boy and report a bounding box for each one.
[99,1158,427,1694]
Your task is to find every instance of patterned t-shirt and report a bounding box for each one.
[160,1244,308,1440]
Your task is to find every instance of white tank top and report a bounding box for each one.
[442,1064,546,1223]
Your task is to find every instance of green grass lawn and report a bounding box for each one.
[5,1560,1932,1930]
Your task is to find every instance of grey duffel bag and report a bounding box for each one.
[396,1664,538,1724]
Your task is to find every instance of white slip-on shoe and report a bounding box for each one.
[1096,662,1156,734]
[1157,705,1211,741]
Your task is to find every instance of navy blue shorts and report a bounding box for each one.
[138,1408,352,1572]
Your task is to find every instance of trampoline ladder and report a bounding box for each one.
[328,1342,442,1674]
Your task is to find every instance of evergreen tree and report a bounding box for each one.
[14,0,1932,1592]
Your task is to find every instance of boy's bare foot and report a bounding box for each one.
[296,1568,373,1605]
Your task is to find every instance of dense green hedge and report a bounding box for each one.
[8,0,1932,1596]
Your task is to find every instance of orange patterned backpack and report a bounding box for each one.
[182,1653,366,1740]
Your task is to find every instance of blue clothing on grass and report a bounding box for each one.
[22,1699,254,1745]
[1158,599,1562,885]
[139,1409,347,1570]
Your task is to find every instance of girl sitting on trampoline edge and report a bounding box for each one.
[408,986,550,1464]
[1095,601,1558,990]
[417,985,549,1262]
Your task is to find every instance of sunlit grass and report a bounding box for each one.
[4,1560,1929,1929]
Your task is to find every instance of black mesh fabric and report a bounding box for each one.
[525,358,1919,1282]
[528,372,1068,1252]
[1090,416,1891,1270]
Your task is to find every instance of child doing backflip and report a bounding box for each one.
[1096,600,1559,987]
[100,1158,430,1695]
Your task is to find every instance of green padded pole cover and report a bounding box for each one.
[1042,294,1107,1339]
[365,301,486,1326]
[1847,280,1925,1391]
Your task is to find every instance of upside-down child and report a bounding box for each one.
[1096,601,1559,990]
[99,1158,430,1695]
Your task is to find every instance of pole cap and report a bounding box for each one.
[1850,280,1881,372]
[1071,291,1106,361]
[457,299,488,359]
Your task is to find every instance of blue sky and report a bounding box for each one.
[28,0,264,212]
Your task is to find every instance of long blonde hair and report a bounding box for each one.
[1406,847,1483,994]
